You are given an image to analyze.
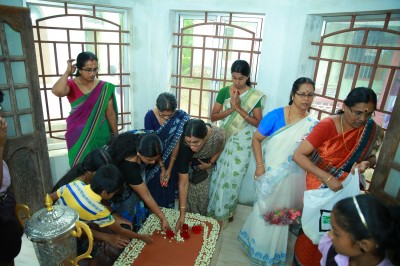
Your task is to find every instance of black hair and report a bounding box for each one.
[75,51,98,77]
[156,92,177,112]
[288,77,315,105]
[231,60,251,87]
[0,90,4,103]
[333,194,400,265]
[182,119,208,139]
[51,148,111,192]
[107,131,163,164]
[90,164,123,194]
[337,87,377,114]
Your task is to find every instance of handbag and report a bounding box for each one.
[301,169,361,244]
[189,166,210,185]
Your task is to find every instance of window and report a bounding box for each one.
[172,12,264,120]
[26,0,131,149]
[309,12,400,130]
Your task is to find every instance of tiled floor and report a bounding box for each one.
[212,204,296,266]
[15,204,296,265]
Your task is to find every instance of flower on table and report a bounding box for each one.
[191,225,202,234]
[165,229,175,239]
[182,223,189,232]
[180,231,190,239]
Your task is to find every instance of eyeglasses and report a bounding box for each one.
[81,67,99,73]
[349,107,375,119]
[295,92,315,99]
[183,138,204,148]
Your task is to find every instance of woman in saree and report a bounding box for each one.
[107,131,170,232]
[207,59,265,224]
[174,119,225,232]
[237,77,318,266]
[52,51,118,166]
[292,87,384,266]
[144,92,190,208]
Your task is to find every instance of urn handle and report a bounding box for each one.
[70,220,93,265]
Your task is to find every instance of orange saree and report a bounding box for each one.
[293,118,383,266]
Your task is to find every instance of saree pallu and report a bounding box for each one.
[238,115,318,266]
[145,110,190,208]
[306,118,384,190]
[207,89,265,221]
[293,118,384,266]
[66,81,117,166]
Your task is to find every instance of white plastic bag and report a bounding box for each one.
[301,169,361,244]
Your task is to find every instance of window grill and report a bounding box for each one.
[310,12,400,130]
[172,12,264,120]
[27,1,131,145]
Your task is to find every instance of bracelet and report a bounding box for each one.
[326,175,333,183]
[244,114,249,120]
[180,206,186,209]
[257,164,264,167]
[171,156,176,161]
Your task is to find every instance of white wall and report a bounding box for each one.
[128,0,399,126]
[2,0,399,184]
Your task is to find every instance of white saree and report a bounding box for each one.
[238,114,318,266]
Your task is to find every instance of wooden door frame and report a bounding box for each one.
[369,93,400,205]
[0,5,52,212]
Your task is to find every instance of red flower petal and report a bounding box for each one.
[182,223,189,232]
[191,225,202,234]
[180,231,190,239]
[166,229,175,238]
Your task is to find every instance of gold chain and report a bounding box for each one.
[340,115,362,152]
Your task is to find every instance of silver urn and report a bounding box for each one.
[25,194,93,266]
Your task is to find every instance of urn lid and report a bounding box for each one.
[25,194,79,242]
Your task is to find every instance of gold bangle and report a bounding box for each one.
[326,175,333,183]
[257,164,264,167]
[244,114,249,120]
[171,156,176,161]
[180,206,186,209]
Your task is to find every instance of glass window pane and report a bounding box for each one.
[324,31,364,45]
[1,89,11,112]
[324,20,352,35]
[4,23,23,56]
[16,88,31,110]
[312,96,334,114]
[0,62,7,85]
[20,113,34,135]
[11,61,27,84]
[327,62,342,98]
[366,31,400,48]
[384,168,400,198]
[321,46,345,61]
[4,116,16,137]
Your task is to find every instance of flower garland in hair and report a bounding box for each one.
[114,208,220,266]
[264,208,302,225]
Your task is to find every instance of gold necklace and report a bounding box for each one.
[340,115,362,152]
[340,115,351,152]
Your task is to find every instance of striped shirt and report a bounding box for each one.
[56,180,114,227]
